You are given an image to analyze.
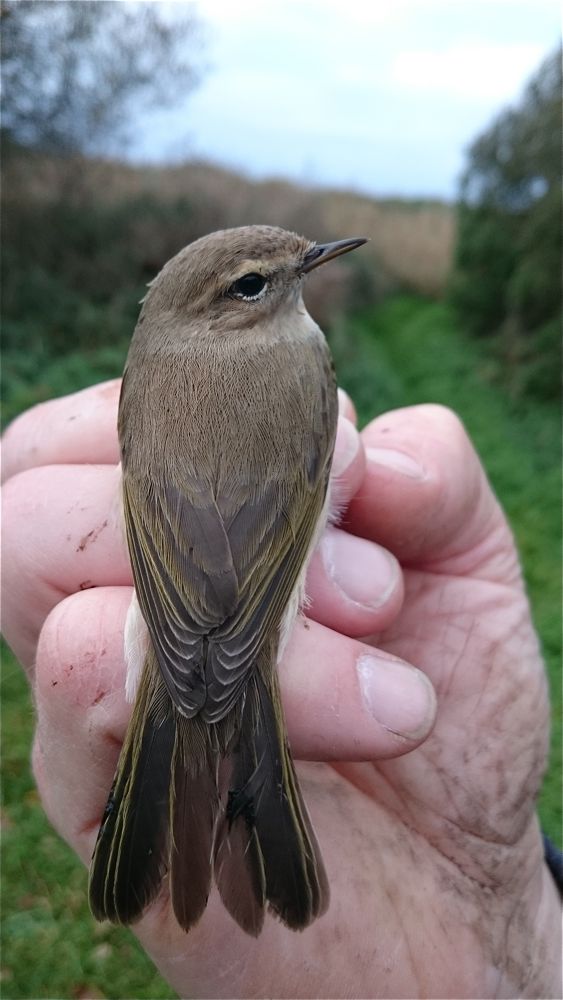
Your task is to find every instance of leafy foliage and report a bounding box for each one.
[449,49,562,400]
[1,191,200,424]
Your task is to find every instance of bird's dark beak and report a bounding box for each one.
[300,237,368,274]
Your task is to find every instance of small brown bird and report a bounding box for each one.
[88,225,366,936]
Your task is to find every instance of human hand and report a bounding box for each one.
[2,382,560,999]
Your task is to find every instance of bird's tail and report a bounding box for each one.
[88,649,177,924]
[214,663,329,934]
[89,647,329,935]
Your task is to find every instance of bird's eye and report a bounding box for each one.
[228,272,268,300]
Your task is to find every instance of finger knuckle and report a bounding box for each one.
[421,403,467,442]
[2,405,49,481]
[3,466,49,526]
[2,470,47,585]
[36,592,107,710]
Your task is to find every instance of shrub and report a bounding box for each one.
[449,49,562,401]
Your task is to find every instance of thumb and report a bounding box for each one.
[347,404,521,583]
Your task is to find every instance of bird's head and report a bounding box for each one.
[138,225,367,336]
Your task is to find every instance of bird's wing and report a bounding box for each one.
[122,438,332,722]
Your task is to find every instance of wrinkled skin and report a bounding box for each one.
[2,381,560,999]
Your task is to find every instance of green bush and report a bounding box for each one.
[449,49,562,401]
[0,191,202,423]
[449,206,516,337]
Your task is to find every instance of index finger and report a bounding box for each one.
[2,379,122,483]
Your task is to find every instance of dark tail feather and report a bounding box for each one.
[214,749,267,936]
[90,660,224,932]
[215,668,329,932]
[214,803,266,936]
[169,719,219,932]
[89,653,174,923]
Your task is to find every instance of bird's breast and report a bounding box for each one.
[120,330,335,490]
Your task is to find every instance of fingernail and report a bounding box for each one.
[332,417,360,478]
[356,653,436,740]
[366,447,427,480]
[321,529,398,609]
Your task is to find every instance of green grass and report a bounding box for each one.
[2,295,561,998]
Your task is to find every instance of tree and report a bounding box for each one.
[449,48,561,400]
[1,0,203,156]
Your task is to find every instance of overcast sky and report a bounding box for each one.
[129,0,560,200]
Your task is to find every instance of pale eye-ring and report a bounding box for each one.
[228,272,268,300]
